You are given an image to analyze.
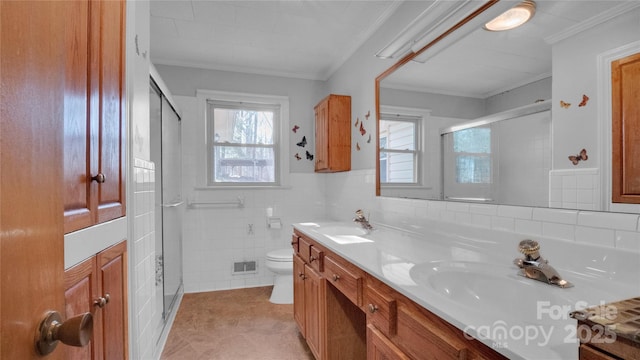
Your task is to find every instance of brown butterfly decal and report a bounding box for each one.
[356,142,361,151]
[560,100,571,109]
[292,125,300,133]
[294,153,301,160]
[354,117,360,127]
[578,94,589,107]
[568,149,588,165]
[359,122,366,136]
[365,110,370,120]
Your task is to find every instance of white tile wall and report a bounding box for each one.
[131,158,158,360]
[549,168,600,210]
[182,173,326,293]
[326,169,640,253]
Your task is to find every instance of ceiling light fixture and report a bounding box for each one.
[483,0,536,32]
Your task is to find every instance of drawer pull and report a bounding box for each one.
[368,304,379,313]
[94,294,110,308]
[298,273,306,280]
[309,255,317,262]
[332,274,340,282]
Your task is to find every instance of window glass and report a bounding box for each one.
[379,117,419,184]
[452,127,491,184]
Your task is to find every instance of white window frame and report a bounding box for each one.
[379,105,430,190]
[196,89,290,189]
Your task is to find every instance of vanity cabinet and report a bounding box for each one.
[314,94,351,173]
[63,0,126,234]
[293,229,506,360]
[64,241,128,360]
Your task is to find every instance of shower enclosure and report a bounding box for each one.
[150,77,183,341]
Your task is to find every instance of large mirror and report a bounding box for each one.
[376,0,640,211]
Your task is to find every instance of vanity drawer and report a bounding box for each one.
[324,255,363,306]
[365,283,397,337]
[297,235,312,263]
[396,304,469,360]
[309,245,324,272]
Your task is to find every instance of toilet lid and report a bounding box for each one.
[266,248,293,261]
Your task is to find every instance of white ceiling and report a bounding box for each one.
[150,0,402,80]
[383,1,634,98]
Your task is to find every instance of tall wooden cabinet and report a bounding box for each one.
[63,0,126,233]
[612,51,640,204]
[314,94,351,173]
[64,241,128,360]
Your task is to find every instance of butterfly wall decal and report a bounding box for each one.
[294,153,301,160]
[305,151,314,161]
[578,94,589,107]
[568,149,588,165]
[356,142,361,151]
[367,134,371,143]
[354,117,360,127]
[365,110,370,120]
[560,100,571,109]
[359,122,366,136]
[296,136,307,147]
[292,125,300,133]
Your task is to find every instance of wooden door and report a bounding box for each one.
[65,257,102,360]
[293,255,306,336]
[367,325,410,360]
[612,52,640,203]
[304,265,323,360]
[97,241,128,360]
[315,99,329,171]
[1,1,67,358]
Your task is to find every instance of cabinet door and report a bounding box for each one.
[612,51,640,203]
[94,0,126,223]
[304,265,324,360]
[63,0,93,233]
[293,255,306,336]
[64,256,102,360]
[97,241,128,360]
[367,325,410,360]
[315,99,329,172]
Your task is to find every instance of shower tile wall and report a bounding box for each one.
[182,173,325,293]
[132,158,158,360]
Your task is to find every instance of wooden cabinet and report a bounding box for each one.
[64,241,128,360]
[612,51,640,204]
[63,0,126,233]
[293,229,507,360]
[314,94,351,173]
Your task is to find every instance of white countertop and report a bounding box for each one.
[293,220,640,360]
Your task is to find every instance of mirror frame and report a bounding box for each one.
[376,0,510,197]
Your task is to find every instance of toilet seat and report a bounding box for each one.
[266,248,293,262]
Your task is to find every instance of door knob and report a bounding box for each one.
[91,173,106,183]
[36,311,93,355]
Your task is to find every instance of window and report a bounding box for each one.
[452,127,491,184]
[379,114,420,184]
[197,90,289,188]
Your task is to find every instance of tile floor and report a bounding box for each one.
[160,286,314,360]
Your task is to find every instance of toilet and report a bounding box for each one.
[265,248,294,304]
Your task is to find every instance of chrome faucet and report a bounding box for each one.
[513,239,573,288]
[353,209,373,230]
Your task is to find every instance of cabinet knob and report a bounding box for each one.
[94,293,110,308]
[91,173,106,183]
[36,311,93,355]
[368,304,379,314]
[298,273,306,280]
[309,256,317,262]
[332,274,340,282]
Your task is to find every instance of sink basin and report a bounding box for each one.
[314,225,368,236]
[410,261,579,325]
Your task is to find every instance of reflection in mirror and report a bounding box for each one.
[377,0,640,211]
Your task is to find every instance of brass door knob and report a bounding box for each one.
[94,293,110,308]
[368,304,379,313]
[309,256,317,262]
[36,311,93,355]
[91,173,106,183]
[332,274,340,282]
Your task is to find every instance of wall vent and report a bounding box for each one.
[233,261,257,274]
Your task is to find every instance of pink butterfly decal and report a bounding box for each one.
[359,122,366,136]
[292,125,300,133]
[294,153,301,160]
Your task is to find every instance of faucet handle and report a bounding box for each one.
[518,239,540,257]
